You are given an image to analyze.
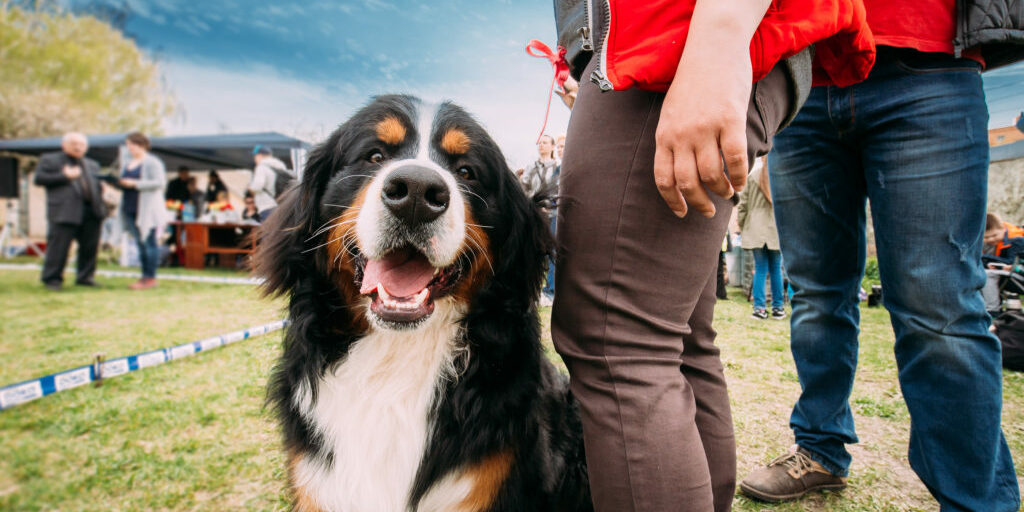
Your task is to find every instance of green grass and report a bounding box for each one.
[1,271,1022,511]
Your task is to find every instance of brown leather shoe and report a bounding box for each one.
[739,446,847,503]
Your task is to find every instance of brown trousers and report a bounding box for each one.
[552,60,792,511]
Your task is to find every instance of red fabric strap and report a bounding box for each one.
[526,39,570,143]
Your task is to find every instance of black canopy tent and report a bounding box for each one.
[0,131,310,172]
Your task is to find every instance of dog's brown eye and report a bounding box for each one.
[368,151,384,164]
[455,166,475,180]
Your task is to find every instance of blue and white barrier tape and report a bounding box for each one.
[0,319,288,411]
[0,263,262,285]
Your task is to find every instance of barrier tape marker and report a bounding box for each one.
[0,319,288,411]
[0,263,262,285]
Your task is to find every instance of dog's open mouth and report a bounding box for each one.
[358,247,463,325]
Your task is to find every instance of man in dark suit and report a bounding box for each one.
[34,132,107,290]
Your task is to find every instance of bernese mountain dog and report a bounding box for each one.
[254,95,592,512]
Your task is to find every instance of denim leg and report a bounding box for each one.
[141,229,159,278]
[767,249,784,310]
[751,247,769,310]
[770,87,866,477]
[544,214,556,297]
[858,56,1018,511]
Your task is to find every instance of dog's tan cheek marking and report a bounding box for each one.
[441,129,471,155]
[458,450,514,511]
[376,116,406,146]
[326,185,371,332]
[454,208,492,303]
[288,450,325,512]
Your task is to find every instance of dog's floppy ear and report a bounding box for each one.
[486,166,555,309]
[253,185,315,297]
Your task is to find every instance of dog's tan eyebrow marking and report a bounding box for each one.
[375,116,406,145]
[441,129,471,155]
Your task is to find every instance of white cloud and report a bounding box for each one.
[159,59,571,169]
[161,60,361,142]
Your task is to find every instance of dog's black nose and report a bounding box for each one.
[381,166,450,225]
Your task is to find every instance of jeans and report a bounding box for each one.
[543,214,556,298]
[769,48,1018,510]
[751,246,783,310]
[123,217,159,278]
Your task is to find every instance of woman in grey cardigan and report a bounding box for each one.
[119,132,167,290]
[737,158,785,320]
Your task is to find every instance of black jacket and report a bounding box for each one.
[34,151,107,225]
[958,0,1024,69]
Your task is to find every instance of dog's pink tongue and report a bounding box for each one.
[360,249,435,296]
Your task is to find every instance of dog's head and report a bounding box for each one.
[255,95,552,333]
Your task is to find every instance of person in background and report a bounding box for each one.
[186,176,205,217]
[736,157,785,320]
[205,189,234,214]
[519,134,558,198]
[241,192,260,223]
[204,170,228,203]
[716,234,731,300]
[35,132,107,290]
[985,212,1024,263]
[536,134,568,307]
[739,1,1022,507]
[983,213,1024,312]
[249,145,285,222]
[119,132,166,290]
[165,166,190,204]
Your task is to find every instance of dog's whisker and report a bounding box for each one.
[306,219,360,242]
[304,232,352,254]
[457,185,487,205]
[464,223,494,229]
[333,174,375,184]
[463,232,494,276]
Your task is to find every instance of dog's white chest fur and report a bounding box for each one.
[292,301,468,512]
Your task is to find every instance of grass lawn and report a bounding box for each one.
[1,266,1023,511]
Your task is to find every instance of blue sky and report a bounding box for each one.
[65,0,573,168]
[62,0,1024,166]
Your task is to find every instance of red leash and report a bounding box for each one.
[526,39,570,144]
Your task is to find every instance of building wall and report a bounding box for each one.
[989,157,1024,224]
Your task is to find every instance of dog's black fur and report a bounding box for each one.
[255,95,591,511]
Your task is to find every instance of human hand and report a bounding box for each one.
[120,178,138,188]
[63,165,82,180]
[555,76,579,110]
[652,0,769,218]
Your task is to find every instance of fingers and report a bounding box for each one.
[677,149,715,218]
[695,143,732,201]
[653,144,687,217]
[720,125,748,193]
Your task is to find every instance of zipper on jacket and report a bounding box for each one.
[580,0,594,51]
[589,0,614,91]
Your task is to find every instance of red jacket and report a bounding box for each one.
[593,0,876,92]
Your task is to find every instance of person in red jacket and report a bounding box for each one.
[738,1,1022,509]
[551,1,872,511]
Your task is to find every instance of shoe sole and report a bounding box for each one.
[739,481,847,503]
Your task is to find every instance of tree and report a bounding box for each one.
[0,1,174,139]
